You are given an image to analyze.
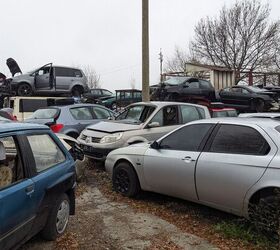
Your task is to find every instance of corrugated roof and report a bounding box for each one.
[186,63,233,72]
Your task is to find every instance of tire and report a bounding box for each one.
[254,99,265,112]
[17,83,32,96]
[112,162,140,197]
[41,193,70,241]
[72,86,83,98]
[249,195,280,234]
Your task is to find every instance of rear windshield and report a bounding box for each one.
[31,108,59,119]
[212,110,238,118]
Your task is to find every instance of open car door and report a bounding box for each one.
[34,63,54,91]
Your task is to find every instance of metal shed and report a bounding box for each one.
[185,63,235,90]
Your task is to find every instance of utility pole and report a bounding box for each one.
[159,48,163,83]
[142,0,150,101]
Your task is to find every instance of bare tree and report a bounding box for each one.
[190,0,280,82]
[83,65,100,89]
[164,46,198,73]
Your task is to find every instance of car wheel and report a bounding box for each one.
[41,193,70,240]
[113,162,140,197]
[249,195,280,235]
[72,86,83,97]
[17,83,32,96]
[255,99,265,112]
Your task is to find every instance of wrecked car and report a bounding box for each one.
[5,58,89,97]
[219,85,279,112]
[151,77,216,104]
[78,102,210,161]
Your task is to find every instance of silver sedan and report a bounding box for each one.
[105,117,280,225]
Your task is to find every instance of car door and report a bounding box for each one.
[143,123,214,201]
[219,87,237,104]
[55,67,73,91]
[34,63,53,91]
[141,105,180,141]
[0,135,36,250]
[196,124,277,214]
[182,80,201,96]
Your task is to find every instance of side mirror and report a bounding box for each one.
[150,140,160,149]
[147,121,160,128]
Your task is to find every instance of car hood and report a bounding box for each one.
[6,58,22,77]
[86,120,142,133]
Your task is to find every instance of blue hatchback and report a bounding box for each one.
[0,122,76,250]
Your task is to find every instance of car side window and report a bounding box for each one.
[150,106,179,126]
[55,67,73,77]
[91,89,102,95]
[0,136,24,190]
[27,134,65,173]
[241,88,250,94]
[199,80,213,89]
[70,107,93,120]
[92,107,111,119]
[102,90,112,96]
[209,125,270,155]
[73,69,82,78]
[187,81,200,88]
[160,124,213,151]
[180,105,202,123]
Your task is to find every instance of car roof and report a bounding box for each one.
[129,101,207,109]
[189,117,280,128]
[45,103,110,109]
[0,122,48,133]
[239,113,280,118]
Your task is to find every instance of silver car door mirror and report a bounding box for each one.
[150,140,160,149]
[147,121,160,128]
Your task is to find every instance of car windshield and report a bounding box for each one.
[31,108,59,119]
[116,105,155,124]
[164,77,189,85]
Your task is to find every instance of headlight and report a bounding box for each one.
[100,132,123,144]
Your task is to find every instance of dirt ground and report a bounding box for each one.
[21,162,275,250]
[22,165,217,250]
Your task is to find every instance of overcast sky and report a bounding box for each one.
[0,0,279,91]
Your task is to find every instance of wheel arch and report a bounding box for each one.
[112,158,143,189]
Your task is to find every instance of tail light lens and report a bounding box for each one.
[50,123,64,133]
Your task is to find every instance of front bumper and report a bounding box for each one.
[80,144,115,161]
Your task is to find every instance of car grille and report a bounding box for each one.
[92,137,101,143]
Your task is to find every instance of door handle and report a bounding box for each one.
[182,156,196,162]
[25,185,34,195]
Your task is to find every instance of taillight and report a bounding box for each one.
[50,123,64,133]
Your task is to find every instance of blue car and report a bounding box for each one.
[0,122,76,250]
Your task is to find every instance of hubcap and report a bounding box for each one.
[115,169,130,194]
[56,199,70,234]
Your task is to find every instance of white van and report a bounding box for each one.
[3,96,70,121]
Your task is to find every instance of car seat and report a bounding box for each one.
[0,141,12,188]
